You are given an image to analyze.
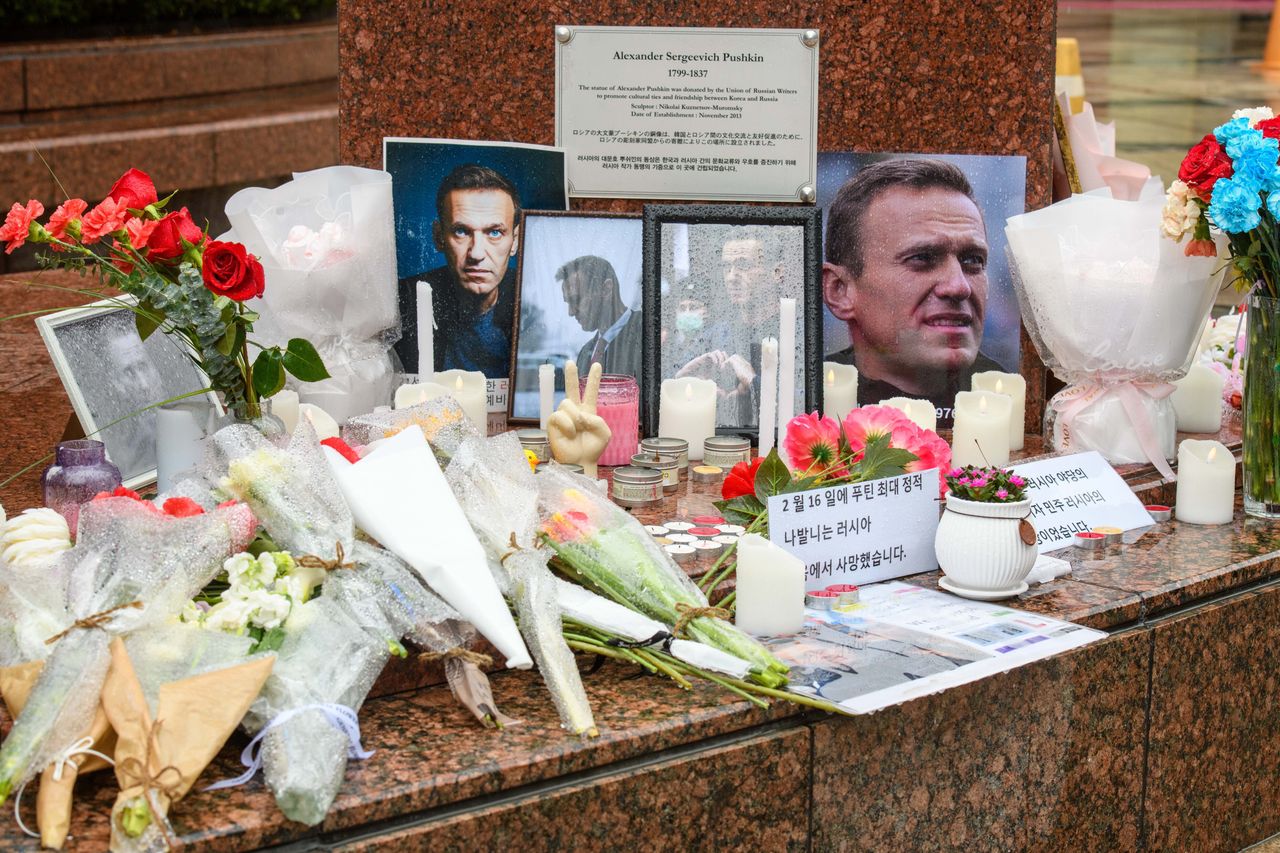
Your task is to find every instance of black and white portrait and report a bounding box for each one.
[37,301,219,487]
[509,211,643,421]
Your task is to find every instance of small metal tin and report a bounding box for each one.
[1091,526,1124,545]
[516,428,551,463]
[666,533,697,544]
[641,437,689,471]
[610,466,663,508]
[665,543,697,563]
[691,465,724,484]
[806,589,840,610]
[703,436,752,468]
[825,584,859,594]
[536,461,584,475]
[688,526,722,538]
[1073,531,1106,551]
[835,591,860,608]
[713,534,740,545]
[664,521,695,532]
[691,540,724,555]
[644,525,670,536]
[631,451,680,492]
[716,524,745,535]
[1145,504,1172,523]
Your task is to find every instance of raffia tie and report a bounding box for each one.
[44,601,142,645]
[417,647,494,668]
[672,603,731,639]
[296,542,356,572]
[115,720,183,849]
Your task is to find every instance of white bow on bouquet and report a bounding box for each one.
[222,166,401,422]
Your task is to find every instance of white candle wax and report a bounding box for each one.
[297,403,339,440]
[878,396,936,433]
[658,377,717,462]
[394,381,451,410]
[269,389,300,434]
[1175,439,1235,524]
[734,533,805,636]
[758,338,779,457]
[416,280,433,376]
[971,371,1026,451]
[823,362,858,421]
[951,390,1012,467]
[1170,364,1226,434]
[431,369,487,431]
[539,363,555,431]
[776,298,797,464]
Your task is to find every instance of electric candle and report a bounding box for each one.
[1170,364,1226,434]
[823,362,858,421]
[1175,439,1235,524]
[394,381,451,410]
[431,369,487,431]
[734,533,805,636]
[269,389,300,434]
[297,403,339,440]
[951,390,1012,467]
[971,371,1026,451]
[878,397,936,433]
[658,378,717,462]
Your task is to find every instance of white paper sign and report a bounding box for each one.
[1010,451,1153,552]
[555,25,819,201]
[767,470,940,586]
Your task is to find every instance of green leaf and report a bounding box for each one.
[134,302,163,341]
[753,448,792,503]
[215,322,244,357]
[852,433,919,482]
[250,626,288,655]
[282,338,329,382]
[252,348,285,399]
[713,494,767,527]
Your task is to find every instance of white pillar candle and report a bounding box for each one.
[971,371,1026,451]
[659,377,717,462]
[734,533,805,636]
[878,397,936,433]
[269,389,300,434]
[416,280,433,377]
[1170,364,1226,434]
[297,403,339,440]
[1175,439,1235,524]
[758,338,779,457]
[823,362,858,422]
[431,369,487,431]
[539,363,555,431]
[951,390,1012,467]
[394,381,451,410]
[775,298,797,463]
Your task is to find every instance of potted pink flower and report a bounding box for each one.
[934,465,1037,600]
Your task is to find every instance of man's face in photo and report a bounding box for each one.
[561,269,612,333]
[435,188,518,298]
[720,238,771,307]
[109,333,161,395]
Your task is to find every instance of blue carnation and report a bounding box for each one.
[1215,117,1254,147]
[1267,190,1280,222]
[1229,134,1280,193]
[1208,176,1263,233]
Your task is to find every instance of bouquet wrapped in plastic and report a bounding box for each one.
[222,166,400,421]
[1005,178,1221,473]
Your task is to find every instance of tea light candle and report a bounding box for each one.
[1175,439,1235,524]
[297,403,339,440]
[659,378,716,462]
[539,363,555,430]
[431,369,487,430]
[1170,364,1226,434]
[776,298,797,462]
[269,389,300,434]
[735,533,805,636]
[823,362,858,421]
[878,397,936,433]
[971,371,1026,451]
[951,390,1012,467]
[758,337,778,457]
[416,281,433,376]
[394,381,451,410]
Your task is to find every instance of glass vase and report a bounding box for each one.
[581,374,639,467]
[1243,292,1280,518]
[42,440,122,532]
[213,397,287,441]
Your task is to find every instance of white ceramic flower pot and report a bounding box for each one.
[934,496,1037,598]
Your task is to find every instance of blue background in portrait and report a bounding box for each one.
[383,139,569,279]
[816,152,1027,374]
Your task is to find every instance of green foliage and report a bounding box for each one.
[282,338,329,382]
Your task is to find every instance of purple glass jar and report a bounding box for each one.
[42,440,122,533]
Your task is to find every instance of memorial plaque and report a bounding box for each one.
[555,25,819,201]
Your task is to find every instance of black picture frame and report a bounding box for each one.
[642,204,823,439]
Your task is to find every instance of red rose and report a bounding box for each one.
[1257,117,1280,140]
[1178,134,1233,199]
[722,457,764,501]
[202,240,265,301]
[147,207,204,260]
[106,168,158,212]
[161,496,205,517]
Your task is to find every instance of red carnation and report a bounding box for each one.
[1257,117,1280,140]
[1178,134,1234,199]
[202,240,265,301]
[722,457,764,501]
[106,168,158,212]
[93,485,143,502]
[321,437,361,464]
[147,207,204,261]
[161,496,205,517]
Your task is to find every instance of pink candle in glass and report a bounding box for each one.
[583,374,640,467]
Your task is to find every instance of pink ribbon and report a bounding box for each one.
[1052,381,1177,480]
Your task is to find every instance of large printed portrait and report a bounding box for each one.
[818,153,1026,428]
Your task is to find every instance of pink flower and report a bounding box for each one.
[904,428,952,496]
[80,197,131,243]
[841,406,917,458]
[1008,475,1026,488]
[125,216,157,249]
[46,198,87,244]
[0,200,44,254]
[784,411,843,473]
[996,488,1009,499]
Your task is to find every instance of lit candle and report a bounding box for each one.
[1170,364,1226,434]
[431,369,487,431]
[878,397,936,433]
[269,389,300,434]
[416,280,433,377]
[658,377,716,462]
[734,533,805,636]
[823,362,858,421]
[971,371,1026,451]
[394,381,451,410]
[776,298,797,463]
[951,390,1011,467]
[1175,439,1235,524]
[297,403,339,440]
[758,337,779,457]
[539,363,555,430]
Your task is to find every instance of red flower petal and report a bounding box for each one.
[321,436,361,464]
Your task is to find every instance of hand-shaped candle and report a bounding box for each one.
[547,362,612,478]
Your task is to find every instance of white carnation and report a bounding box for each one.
[1233,106,1274,127]
[240,587,293,631]
[224,551,269,590]
[203,597,254,633]
[1161,181,1200,241]
[0,508,71,568]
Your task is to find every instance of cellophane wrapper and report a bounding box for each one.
[0,498,251,803]
[341,397,477,453]
[222,166,400,421]
[1005,179,1221,463]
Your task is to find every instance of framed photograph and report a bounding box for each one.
[508,210,643,424]
[35,298,222,489]
[817,152,1027,428]
[642,204,823,437]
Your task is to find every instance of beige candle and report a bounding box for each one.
[971,371,1026,451]
[878,397,936,433]
[1175,440,1235,524]
[951,390,1011,467]
[823,362,858,421]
